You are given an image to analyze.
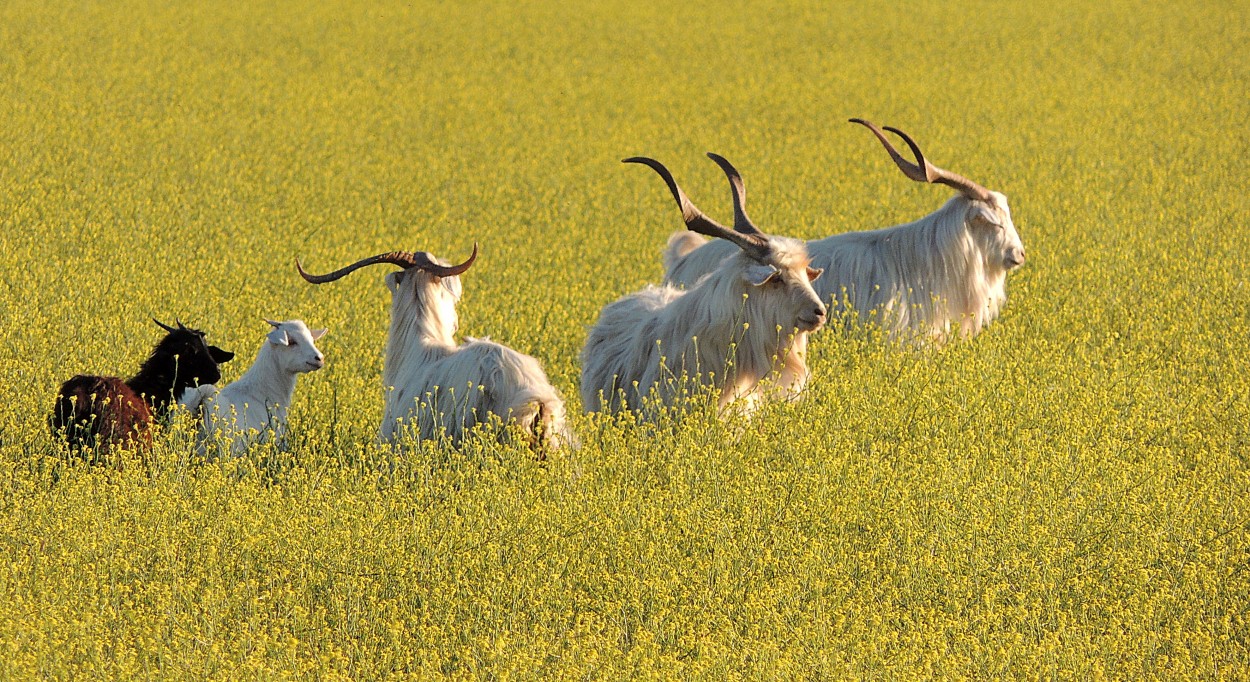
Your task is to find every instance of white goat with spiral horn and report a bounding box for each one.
[664,119,1026,343]
[581,153,827,418]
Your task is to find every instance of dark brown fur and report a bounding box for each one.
[50,320,234,460]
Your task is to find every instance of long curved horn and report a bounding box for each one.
[408,243,478,278]
[297,243,478,284]
[705,153,765,238]
[623,157,770,261]
[849,118,992,203]
[153,318,177,333]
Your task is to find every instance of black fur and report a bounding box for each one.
[50,319,235,457]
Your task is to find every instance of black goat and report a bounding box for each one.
[51,319,235,461]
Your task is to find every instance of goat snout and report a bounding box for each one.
[799,304,827,331]
[1005,250,1026,269]
[307,355,325,370]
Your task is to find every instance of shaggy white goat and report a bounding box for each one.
[664,119,1026,343]
[183,319,327,458]
[297,245,573,451]
[581,153,827,417]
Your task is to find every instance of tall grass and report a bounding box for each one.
[1,0,1247,677]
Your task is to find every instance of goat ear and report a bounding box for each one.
[209,346,235,363]
[968,204,1001,229]
[806,266,823,283]
[267,328,290,346]
[310,328,328,341]
[743,263,781,286]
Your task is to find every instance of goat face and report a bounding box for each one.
[743,238,827,334]
[622,153,828,336]
[152,325,235,388]
[967,191,1026,272]
[265,320,328,373]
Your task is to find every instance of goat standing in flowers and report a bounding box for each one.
[298,245,573,451]
[51,319,234,462]
[664,120,1026,343]
[581,153,826,418]
[182,319,327,458]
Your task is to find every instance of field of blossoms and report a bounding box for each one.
[1,0,1247,678]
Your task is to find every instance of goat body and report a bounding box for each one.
[664,121,1025,343]
[378,263,572,449]
[194,320,326,458]
[666,194,1021,341]
[297,246,573,451]
[51,320,234,458]
[582,154,826,418]
[53,375,155,454]
[582,244,817,417]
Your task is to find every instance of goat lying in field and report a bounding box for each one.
[581,153,826,418]
[298,245,573,451]
[50,319,235,461]
[664,119,1026,343]
[181,319,327,458]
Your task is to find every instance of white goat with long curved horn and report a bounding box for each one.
[581,153,827,417]
[297,245,573,452]
[664,119,1026,343]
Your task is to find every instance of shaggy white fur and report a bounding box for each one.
[665,192,1025,343]
[582,233,825,417]
[379,257,573,450]
[187,319,327,458]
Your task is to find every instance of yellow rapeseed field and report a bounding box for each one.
[1,0,1247,678]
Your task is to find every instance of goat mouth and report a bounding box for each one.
[798,316,826,332]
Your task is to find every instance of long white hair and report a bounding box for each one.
[381,264,571,448]
[582,154,826,418]
[297,247,573,450]
[664,120,1026,343]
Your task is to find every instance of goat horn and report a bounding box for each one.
[623,157,770,261]
[409,243,478,278]
[153,318,177,333]
[850,118,992,203]
[705,153,766,238]
[297,243,479,284]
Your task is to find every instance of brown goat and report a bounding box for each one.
[51,319,234,462]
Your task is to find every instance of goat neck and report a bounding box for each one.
[226,342,300,412]
[383,270,461,390]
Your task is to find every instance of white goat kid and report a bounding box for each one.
[188,319,327,458]
[298,245,573,451]
[665,119,1026,343]
[581,153,827,418]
